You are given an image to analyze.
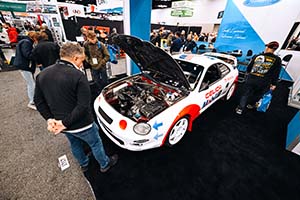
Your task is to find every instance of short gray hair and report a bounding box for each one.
[60,42,84,58]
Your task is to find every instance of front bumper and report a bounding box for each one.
[97,117,160,151]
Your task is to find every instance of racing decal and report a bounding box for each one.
[205,85,222,99]
[153,121,164,140]
[153,121,163,130]
[154,133,163,140]
[179,54,194,60]
[224,75,234,82]
[119,120,127,130]
[203,86,223,108]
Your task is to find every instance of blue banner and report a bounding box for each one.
[214,0,265,62]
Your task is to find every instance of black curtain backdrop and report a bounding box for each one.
[84,80,300,200]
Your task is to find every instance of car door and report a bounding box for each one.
[217,62,233,96]
[198,63,225,111]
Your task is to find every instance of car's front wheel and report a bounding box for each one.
[166,117,189,147]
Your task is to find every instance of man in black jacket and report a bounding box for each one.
[34,42,118,173]
[235,41,282,115]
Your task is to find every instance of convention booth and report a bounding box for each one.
[213,0,300,156]
[151,0,300,156]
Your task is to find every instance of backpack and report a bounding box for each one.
[97,42,118,64]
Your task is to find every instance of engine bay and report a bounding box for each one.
[103,75,187,122]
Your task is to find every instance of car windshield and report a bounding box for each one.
[175,59,204,90]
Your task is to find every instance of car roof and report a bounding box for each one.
[172,53,224,69]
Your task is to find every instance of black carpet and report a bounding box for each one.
[85,81,300,200]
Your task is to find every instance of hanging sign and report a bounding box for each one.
[171,0,193,17]
[0,2,27,12]
[171,9,193,17]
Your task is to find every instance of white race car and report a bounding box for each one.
[94,35,239,151]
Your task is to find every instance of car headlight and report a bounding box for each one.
[133,123,151,136]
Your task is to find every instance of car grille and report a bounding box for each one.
[100,119,125,145]
[98,106,113,124]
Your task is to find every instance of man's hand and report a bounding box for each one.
[53,120,66,135]
[270,85,276,91]
[47,119,66,135]
[47,119,56,132]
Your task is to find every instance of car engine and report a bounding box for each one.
[103,75,186,122]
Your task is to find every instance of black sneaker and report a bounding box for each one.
[235,107,243,115]
[100,154,118,173]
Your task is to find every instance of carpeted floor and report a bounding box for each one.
[85,80,300,200]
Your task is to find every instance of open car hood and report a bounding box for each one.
[113,35,190,90]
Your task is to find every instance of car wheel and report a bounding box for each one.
[166,117,189,147]
[225,83,236,100]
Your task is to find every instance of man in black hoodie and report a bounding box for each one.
[235,41,282,115]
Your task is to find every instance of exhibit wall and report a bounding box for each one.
[151,0,227,33]
[215,0,300,81]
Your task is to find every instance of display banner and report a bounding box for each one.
[0,2,26,12]
[215,0,300,81]
[214,0,265,62]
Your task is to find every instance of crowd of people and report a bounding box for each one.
[0,22,54,46]
[1,22,120,174]
[150,27,217,54]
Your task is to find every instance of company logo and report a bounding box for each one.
[72,9,81,14]
[243,0,280,7]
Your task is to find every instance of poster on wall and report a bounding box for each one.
[58,6,69,19]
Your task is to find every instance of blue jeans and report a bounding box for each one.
[64,123,110,169]
[92,67,108,94]
[20,70,35,104]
